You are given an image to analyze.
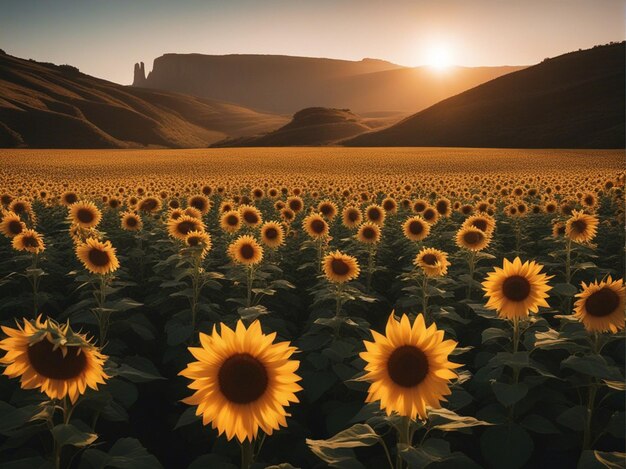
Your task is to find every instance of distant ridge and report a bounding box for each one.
[132,53,524,113]
[345,42,625,149]
[0,52,287,148]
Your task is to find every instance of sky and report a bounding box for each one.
[1,0,624,84]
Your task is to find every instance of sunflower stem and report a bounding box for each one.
[246,265,254,308]
[421,274,429,321]
[583,379,597,450]
[395,416,411,469]
[465,250,477,304]
[565,237,572,285]
[190,254,201,330]
[30,252,40,316]
[366,244,376,293]
[512,317,520,354]
[240,438,254,469]
[95,274,109,347]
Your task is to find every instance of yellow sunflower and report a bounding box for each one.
[318,200,338,220]
[360,313,460,420]
[482,257,553,320]
[303,213,329,239]
[0,316,108,403]
[167,215,205,241]
[565,210,599,243]
[185,230,212,259]
[342,206,363,229]
[573,276,625,333]
[239,205,263,227]
[356,222,381,244]
[414,247,450,277]
[455,226,491,252]
[403,216,430,242]
[120,211,142,231]
[220,210,242,233]
[462,214,496,235]
[137,196,162,213]
[179,320,302,442]
[228,235,264,265]
[12,229,45,254]
[188,195,212,215]
[365,204,385,226]
[69,201,102,229]
[322,250,360,283]
[76,238,120,275]
[0,211,26,238]
[260,221,285,248]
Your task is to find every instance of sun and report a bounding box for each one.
[425,45,453,70]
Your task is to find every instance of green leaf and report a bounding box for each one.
[115,363,164,383]
[174,406,200,430]
[552,283,578,297]
[482,328,510,344]
[491,382,528,407]
[0,457,52,469]
[81,437,163,469]
[480,423,533,469]
[188,454,237,469]
[399,438,481,469]
[52,423,97,448]
[428,408,493,431]
[520,414,561,435]
[578,450,626,469]
[561,355,623,381]
[306,424,380,469]
[557,405,587,431]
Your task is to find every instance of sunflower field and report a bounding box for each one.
[0,148,624,469]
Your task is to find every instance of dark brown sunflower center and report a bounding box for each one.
[8,220,23,235]
[422,254,438,265]
[22,236,40,248]
[243,211,259,224]
[472,219,488,232]
[436,201,448,213]
[414,203,426,212]
[502,275,531,302]
[240,243,255,259]
[409,221,423,235]
[126,217,138,227]
[64,194,77,204]
[571,220,587,233]
[423,209,435,220]
[265,227,278,239]
[463,231,483,245]
[187,236,201,246]
[331,258,350,276]
[289,201,302,211]
[226,214,239,226]
[27,339,87,380]
[140,199,158,211]
[362,227,376,239]
[12,203,25,213]
[191,199,206,211]
[368,209,381,221]
[177,221,197,235]
[88,248,111,267]
[387,345,429,387]
[384,201,395,211]
[348,210,359,222]
[218,353,268,404]
[320,205,332,215]
[310,219,326,234]
[585,287,620,317]
[76,208,94,223]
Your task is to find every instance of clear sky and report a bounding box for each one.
[2,0,624,84]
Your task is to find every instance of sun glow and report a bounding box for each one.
[425,45,453,70]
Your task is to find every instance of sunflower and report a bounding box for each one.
[0,316,108,403]
[12,229,45,254]
[61,191,79,206]
[462,214,496,235]
[69,201,102,229]
[286,196,304,213]
[356,222,381,244]
[280,208,295,223]
[422,206,439,225]
[552,221,565,238]
[455,226,491,252]
[185,230,212,259]
[76,238,120,275]
[342,206,362,229]
[565,210,598,243]
[183,207,203,219]
[573,277,625,333]
[239,205,263,227]
[120,211,142,231]
[260,221,285,248]
[482,257,553,320]
[303,213,329,239]
[359,313,460,420]
[414,247,450,277]
[220,210,242,233]
[403,216,430,242]
[318,200,338,220]
[167,215,205,241]
[137,196,162,213]
[0,211,26,238]
[228,235,264,265]
[179,320,301,442]
[322,250,360,283]
[188,195,211,214]
[435,198,451,217]
[365,204,385,226]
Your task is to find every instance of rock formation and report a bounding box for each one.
[133,62,146,86]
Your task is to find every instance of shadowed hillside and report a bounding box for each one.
[133,54,524,113]
[212,107,401,147]
[345,43,625,148]
[0,53,287,148]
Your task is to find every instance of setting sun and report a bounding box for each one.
[425,44,453,69]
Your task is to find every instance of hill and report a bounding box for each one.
[0,53,287,149]
[345,43,625,148]
[132,54,523,114]
[212,107,399,147]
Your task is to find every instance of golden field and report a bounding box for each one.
[0,148,624,469]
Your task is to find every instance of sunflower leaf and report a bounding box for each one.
[52,423,97,448]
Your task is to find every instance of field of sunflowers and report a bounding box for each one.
[0,148,624,469]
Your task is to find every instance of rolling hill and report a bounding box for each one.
[0,52,287,149]
[345,42,625,148]
[212,107,398,147]
[132,54,524,114]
